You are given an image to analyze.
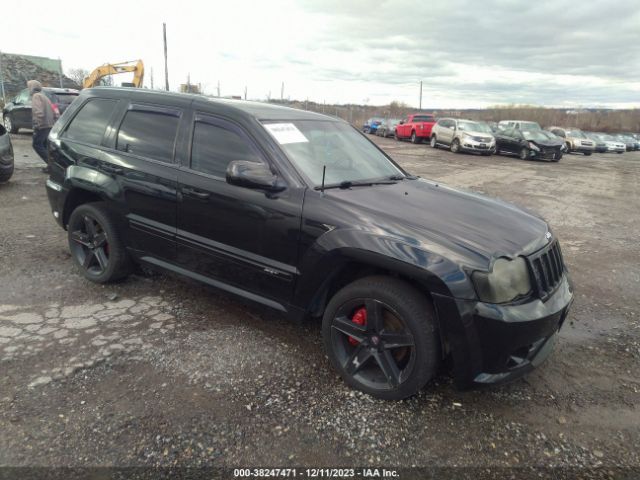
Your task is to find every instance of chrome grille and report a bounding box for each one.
[527,241,565,300]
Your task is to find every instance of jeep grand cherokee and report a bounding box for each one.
[45,88,573,400]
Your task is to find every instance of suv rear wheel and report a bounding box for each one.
[3,115,18,134]
[322,276,439,400]
[68,202,132,283]
[410,131,421,144]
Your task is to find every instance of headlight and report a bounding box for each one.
[472,257,532,304]
[528,142,540,151]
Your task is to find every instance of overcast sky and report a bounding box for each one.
[3,0,639,108]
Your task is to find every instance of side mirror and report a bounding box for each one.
[226,160,285,191]
[399,121,405,125]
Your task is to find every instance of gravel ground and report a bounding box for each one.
[0,132,639,477]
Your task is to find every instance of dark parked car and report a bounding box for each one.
[362,117,383,134]
[375,118,401,137]
[45,88,573,400]
[584,132,608,153]
[495,127,564,161]
[3,87,80,133]
[0,124,14,182]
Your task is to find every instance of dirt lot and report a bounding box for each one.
[1,132,639,477]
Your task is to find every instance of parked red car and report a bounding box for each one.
[395,113,436,144]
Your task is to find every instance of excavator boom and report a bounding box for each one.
[83,60,144,89]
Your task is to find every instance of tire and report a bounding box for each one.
[411,131,421,144]
[395,133,401,141]
[451,138,461,153]
[584,152,592,156]
[3,115,18,134]
[565,142,571,154]
[430,135,437,148]
[519,148,529,160]
[322,275,439,400]
[67,202,132,283]
[0,164,14,183]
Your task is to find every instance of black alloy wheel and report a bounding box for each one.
[70,214,111,277]
[519,147,529,160]
[67,203,131,283]
[323,276,439,400]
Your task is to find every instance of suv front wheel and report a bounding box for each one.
[68,202,132,283]
[322,276,439,400]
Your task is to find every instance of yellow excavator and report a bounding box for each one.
[83,60,144,89]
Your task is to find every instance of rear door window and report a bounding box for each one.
[53,93,79,106]
[116,106,180,163]
[63,98,118,145]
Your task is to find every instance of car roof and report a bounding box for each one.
[83,87,336,122]
[43,87,80,94]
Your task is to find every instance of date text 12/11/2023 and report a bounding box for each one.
[233,468,400,478]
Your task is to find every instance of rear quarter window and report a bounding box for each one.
[116,109,180,163]
[63,98,118,145]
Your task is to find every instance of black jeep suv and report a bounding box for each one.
[45,88,573,400]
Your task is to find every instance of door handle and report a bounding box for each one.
[182,187,210,200]
[101,164,124,175]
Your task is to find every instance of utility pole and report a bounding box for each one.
[217,80,220,97]
[419,80,423,110]
[150,67,154,89]
[0,51,5,104]
[163,23,169,91]
[58,57,64,88]
[244,86,247,100]
[281,82,284,101]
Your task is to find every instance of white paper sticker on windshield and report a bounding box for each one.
[264,123,308,144]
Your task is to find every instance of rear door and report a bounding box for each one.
[102,101,185,261]
[176,112,303,306]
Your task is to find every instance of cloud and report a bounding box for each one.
[1,0,638,107]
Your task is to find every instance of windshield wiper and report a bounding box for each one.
[315,179,398,190]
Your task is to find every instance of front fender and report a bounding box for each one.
[293,228,477,312]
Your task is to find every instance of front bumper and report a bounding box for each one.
[572,145,595,153]
[460,138,495,153]
[433,274,573,389]
[529,148,562,161]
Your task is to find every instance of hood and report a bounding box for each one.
[27,80,42,94]
[463,130,494,140]
[527,138,563,147]
[322,178,549,269]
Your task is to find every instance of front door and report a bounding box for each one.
[177,113,303,306]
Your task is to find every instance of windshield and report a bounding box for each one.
[522,130,551,141]
[458,121,491,133]
[520,121,541,130]
[541,131,560,140]
[264,120,403,187]
[567,130,586,138]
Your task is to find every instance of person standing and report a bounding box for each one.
[27,80,57,173]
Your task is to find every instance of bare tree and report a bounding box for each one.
[66,68,89,87]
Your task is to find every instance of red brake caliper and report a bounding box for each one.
[348,307,367,346]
